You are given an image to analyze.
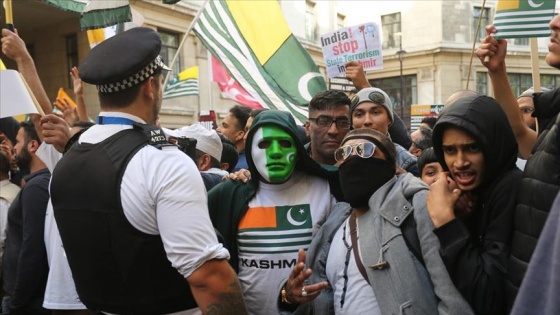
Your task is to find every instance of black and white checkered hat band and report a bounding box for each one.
[97,56,165,93]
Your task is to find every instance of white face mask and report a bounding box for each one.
[250,126,297,183]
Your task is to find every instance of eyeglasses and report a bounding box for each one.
[334,142,376,162]
[309,116,351,130]
[519,107,535,114]
[351,91,386,108]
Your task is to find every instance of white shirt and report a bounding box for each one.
[238,171,336,315]
[78,112,229,278]
[326,218,381,315]
[37,142,86,310]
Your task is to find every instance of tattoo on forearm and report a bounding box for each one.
[206,281,248,315]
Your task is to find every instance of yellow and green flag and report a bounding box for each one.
[163,66,199,99]
[193,0,327,123]
[494,0,556,38]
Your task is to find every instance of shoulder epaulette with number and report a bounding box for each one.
[133,123,175,150]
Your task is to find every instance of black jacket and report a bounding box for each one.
[3,168,50,311]
[506,89,560,308]
[432,95,522,315]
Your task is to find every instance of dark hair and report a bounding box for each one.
[417,147,438,172]
[342,128,397,166]
[99,69,163,108]
[72,121,95,129]
[0,151,9,175]
[309,90,351,112]
[19,121,40,144]
[195,149,221,169]
[249,108,268,119]
[415,126,433,151]
[229,105,252,131]
[218,133,239,172]
[420,117,437,129]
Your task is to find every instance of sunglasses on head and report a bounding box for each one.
[334,142,376,162]
[351,91,386,108]
[308,116,351,130]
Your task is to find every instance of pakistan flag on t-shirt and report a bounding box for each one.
[238,204,312,254]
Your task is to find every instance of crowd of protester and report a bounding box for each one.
[0,12,560,315]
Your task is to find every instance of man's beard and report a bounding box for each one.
[15,147,31,171]
[151,92,161,125]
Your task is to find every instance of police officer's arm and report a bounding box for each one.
[476,25,537,158]
[187,259,248,314]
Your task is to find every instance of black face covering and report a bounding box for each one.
[339,156,396,208]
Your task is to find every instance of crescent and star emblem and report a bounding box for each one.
[297,72,323,102]
[528,0,544,8]
[287,207,307,226]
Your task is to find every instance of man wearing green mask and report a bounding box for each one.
[208,110,340,315]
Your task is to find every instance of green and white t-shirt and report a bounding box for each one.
[237,171,335,315]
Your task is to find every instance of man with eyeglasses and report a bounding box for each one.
[350,87,420,176]
[305,90,351,166]
[208,110,341,315]
[516,87,550,132]
[279,128,472,315]
[409,125,433,157]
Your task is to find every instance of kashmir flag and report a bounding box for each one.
[211,55,262,109]
[238,204,312,254]
[493,0,556,38]
[193,0,327,123]
[44,0,132,31]
[163,66,199,99]
[87,26,119,48]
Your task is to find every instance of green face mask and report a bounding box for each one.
[250,125,297,183]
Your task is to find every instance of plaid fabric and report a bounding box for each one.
[98,56,165,93]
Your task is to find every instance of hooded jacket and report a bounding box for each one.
[283,173,473,315]
[207,110,341,272]
[506,89,560,308]
[431,95,522,315]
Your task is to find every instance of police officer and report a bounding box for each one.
[50,27,247,314]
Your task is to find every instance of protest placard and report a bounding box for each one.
[0,70,42,118]
[320,22,383,78]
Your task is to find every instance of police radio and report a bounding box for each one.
[176,137,197,162]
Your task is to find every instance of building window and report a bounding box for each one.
[511,38,529,46]
[381,12,401,49]
[66,34,78,89]
[159,30,182,75]
[473,7,490,42]
[370,74,417,129]
[337,13,346,30]
[508,73,534,97]
[305,0,317,42]
[476,72,488,95]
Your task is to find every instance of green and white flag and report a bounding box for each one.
[494,0,556,38]
[164,66,199,99]
[193,0,327,124]
[44,0,132,31]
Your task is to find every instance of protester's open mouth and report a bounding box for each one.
[453,171,476,186]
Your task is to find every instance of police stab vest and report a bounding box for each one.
[51,124,196,314]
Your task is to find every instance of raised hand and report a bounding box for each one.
[427,172,461,228]
[283,248,328,305]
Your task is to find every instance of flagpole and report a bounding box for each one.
[208,49,214,111]
[466,0,487,90]
[530,37,541,134]
[163,0,211,89]
[4,0,14,31]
